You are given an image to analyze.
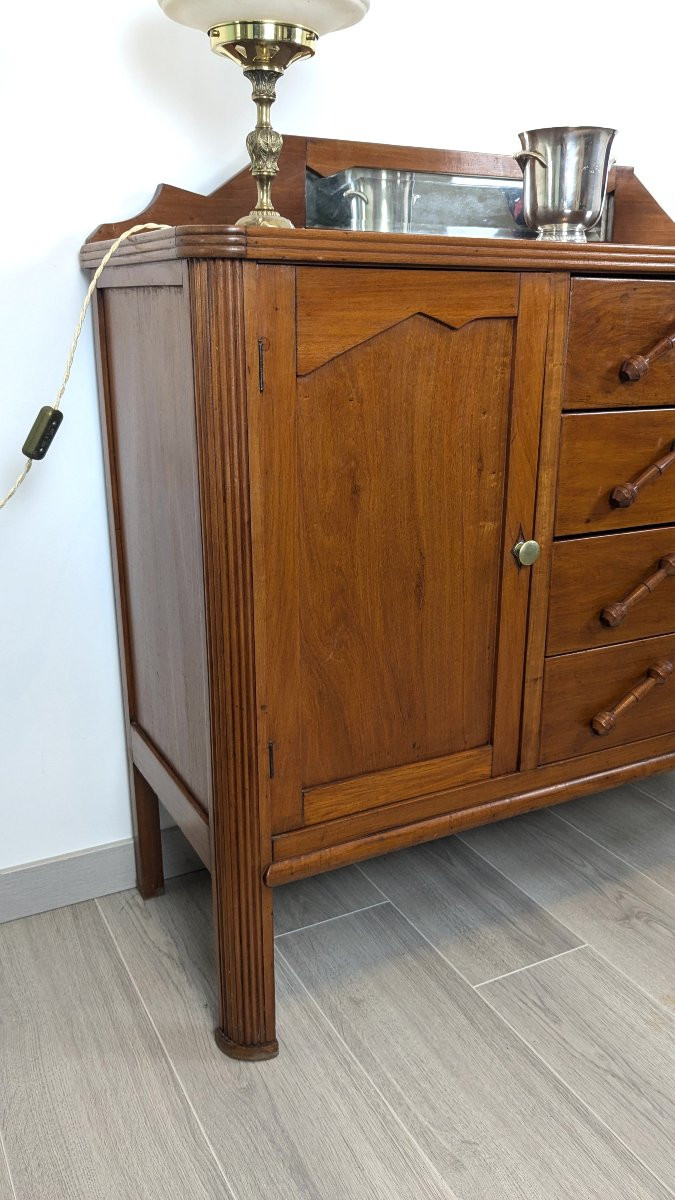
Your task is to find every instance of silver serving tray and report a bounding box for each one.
[306,166,613,240]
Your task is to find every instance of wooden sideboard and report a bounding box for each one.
[82,138,675,1060]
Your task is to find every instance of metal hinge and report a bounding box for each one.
[258,337,266,393]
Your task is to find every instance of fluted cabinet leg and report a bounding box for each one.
[213,863,278,1061]
[191,257,278,1060]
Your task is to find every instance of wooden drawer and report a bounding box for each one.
[566,278,675,409]
[548,527,675,654]
[540,635,675,764]
[556,409,675,536]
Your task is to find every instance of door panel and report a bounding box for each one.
[247,266,549,833]
[298,313,512,787]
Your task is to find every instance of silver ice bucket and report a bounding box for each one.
[515,126,616,242]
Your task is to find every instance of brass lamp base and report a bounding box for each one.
[209,21,318,228]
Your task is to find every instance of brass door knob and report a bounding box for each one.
[513,538,540,567]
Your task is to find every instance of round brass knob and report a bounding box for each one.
[514,539,540,567]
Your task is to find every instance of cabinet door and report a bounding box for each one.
[246,266,550,833]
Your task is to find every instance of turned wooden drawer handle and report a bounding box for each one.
[591,660,672,736]
[600,553,675,627]
[610,442,675,508]
[620,329,675,381]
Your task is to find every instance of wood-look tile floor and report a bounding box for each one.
[2,779,675,1199]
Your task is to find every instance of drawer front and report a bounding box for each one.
[556,410,675,536]
[540,635,675,764]
[566,279,675,409]
[548,527,675,654]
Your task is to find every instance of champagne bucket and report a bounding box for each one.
[515,126,616,242]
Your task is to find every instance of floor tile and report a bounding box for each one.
[99,877,456,1200]
[631,770,675,813]
[0,902,228,1200]
[461,809,675,1010]
[553,784,675,893]
[360,836,580,984]
[281,902,671,1200]
[274,864,382,935]
[480,944,675,1188]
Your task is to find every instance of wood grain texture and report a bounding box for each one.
[99,878,455,1200]
[190,259,276,1057]
[91,292,162,897]
[303,747,492,826]
[296,267,519,373]
[131,727,210,868]
[297,307,512,787]
[520,273,571,769]
[305,136,525,181]
[0,903,228,1200]
[610,167,675,247]
[81,225,675,275]
[480,946,675,1186]
[281,903,672,1199]
[551,784,675,893]
[244,266,303,835]
[103,281,211,808]
[556,409,675,536]
[540,634,675,764]
[490,272,551,775]
[130,766,164,898]
[360,835,580,984]
[460,808,675,1010]
[270,733,675,869]
[548,527,675,654]
[83,138,673,250]
[566,278,675,408]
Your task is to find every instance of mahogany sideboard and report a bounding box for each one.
[82,137,675,1060]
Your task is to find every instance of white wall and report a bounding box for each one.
[1,0,674,871]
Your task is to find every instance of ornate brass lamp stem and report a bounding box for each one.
[209,21,318,228]
[240,69,289,228]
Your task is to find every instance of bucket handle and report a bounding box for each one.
[514,150,547,170]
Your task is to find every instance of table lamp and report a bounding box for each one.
[157,0,370,227]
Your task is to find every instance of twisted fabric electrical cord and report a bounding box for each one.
[0,222,171,510]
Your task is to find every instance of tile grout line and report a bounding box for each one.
[0,1125,18,1200]
[474,943,588,989]
[311,878,675,1197]
[583,941,675,1024]
[358,857,584,992]
[94,899,240,1200]
[455,825,675,1021]
[630,780,675,814]
[549,807,675,899]
[453,830,588,939]
[354,863,390,902]
[358,837,584,948]
[275,900,389,940]
[477,985,675,1200]
[276,943,461,1200]
[355,873,487,993]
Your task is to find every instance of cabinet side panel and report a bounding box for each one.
[102,281,211,811]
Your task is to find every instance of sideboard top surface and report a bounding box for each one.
[80,224,675,276]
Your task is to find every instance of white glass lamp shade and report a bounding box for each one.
[157,0,369,36]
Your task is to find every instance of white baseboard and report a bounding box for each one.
[0,827,203,925]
